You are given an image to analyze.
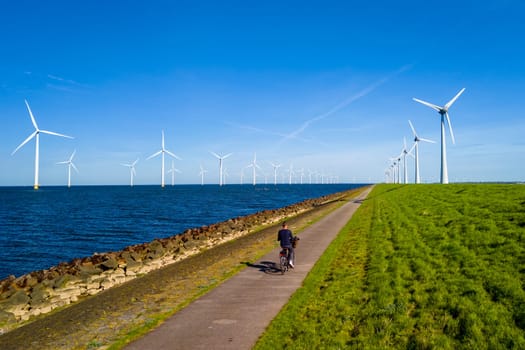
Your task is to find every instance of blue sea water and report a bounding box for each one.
[0,184,364,279]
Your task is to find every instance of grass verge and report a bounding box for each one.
[254,184,525,349]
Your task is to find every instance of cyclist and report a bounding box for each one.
[277,222,295,268]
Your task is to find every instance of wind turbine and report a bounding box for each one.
[269,162,281,185]
[198,164,207,185]
[400,138,409,184]
[167,160,181,186]
[413,88,465,184]
[121,158,139,187]
[12,100,74,189]
[298,168,305,184]
[287,163,294,185]
[210,152,232,186]
[57,150,78,188]
[246,153,261,185]
[147,130,181,188]
[408,120,435,184]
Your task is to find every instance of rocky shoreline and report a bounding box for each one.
[0,189,352,333]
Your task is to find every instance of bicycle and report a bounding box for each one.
[279,237,299,274]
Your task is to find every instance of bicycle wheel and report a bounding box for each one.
[280,254,288,274]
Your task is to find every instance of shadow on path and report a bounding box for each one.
[242,261,282,274]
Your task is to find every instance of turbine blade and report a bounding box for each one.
[165,150,181,160]
[444,88,465,110]
[210,151,220,159]
[408,120,417,136]
[408,142,417,154]
[413,98,442,112]
[132,158,139,166]
[132,168,136,175]
[71,163,79,173]
[12,131,37,155]
[24,100,39,130]
[69,149,76,161]
[161,130,165,149]
[40,130,74,139]
[445,112,456,144]
[57,161,68,164]
[147,150,162,160]
[223,153,233,159]
[121,163,130,167]
[419,137,436,144]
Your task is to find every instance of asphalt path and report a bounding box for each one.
[125,186,373,350]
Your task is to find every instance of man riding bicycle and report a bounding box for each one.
[277,222,295,268]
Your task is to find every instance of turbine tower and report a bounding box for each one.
[147,130,181,188]
[269,162,281,185]
[408,120,435,184]
[210,152,232,186]
[57,150,78,188]
[121,158,139,187]
[12,100,73,190]
[413,88,465,184]
[246,153,261,186]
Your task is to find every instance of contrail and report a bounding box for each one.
[279,64,413,145]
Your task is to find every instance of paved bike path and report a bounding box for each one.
[126,186,372,350]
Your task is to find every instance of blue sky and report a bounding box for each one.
[1,0,524,186]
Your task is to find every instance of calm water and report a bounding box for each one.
[0,184,364,279]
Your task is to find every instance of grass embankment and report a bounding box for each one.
[0,187,366,350]
[255,184,525,349]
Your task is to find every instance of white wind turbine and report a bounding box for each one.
[210,152,232,186]
[12,100,74,190]
[57,150,78,188]
[167,160,181,186]
[269,162,281,185]
[246,153,261,186]
[147,130,181,188]
[408,120,435,184]
[121,158,139,187]
[413,88,465,184]
[287,163,294,185]
[400,138,410,184]
[298,168,305,184]
[198,165,207,185]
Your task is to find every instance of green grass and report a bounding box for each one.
[254,184,525,349]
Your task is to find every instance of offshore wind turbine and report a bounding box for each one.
[210,152,232,186]
[413,88,465,184]
[57,150,78,188]
[408,120,435,184]
[12,100,73,189]
[269,162,281,185]
[246,153,261,185]
[147,130,181,188]
[167,160,181,186]
[287,163,294,185]
[121,158,139,187]
[198,164,207,185]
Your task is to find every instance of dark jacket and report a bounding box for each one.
[277,228,294,247]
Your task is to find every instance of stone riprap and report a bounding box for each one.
[0,190,349,333]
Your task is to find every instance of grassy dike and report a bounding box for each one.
[254,184,525,350]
